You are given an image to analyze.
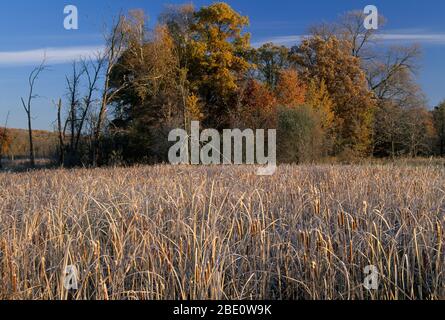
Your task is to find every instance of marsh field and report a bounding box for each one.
[0,164,444,300]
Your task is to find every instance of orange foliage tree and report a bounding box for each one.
[274,69,306,108]
[234,79,277,129]
[0,128,12,168]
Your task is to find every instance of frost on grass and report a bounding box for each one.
[0,164,443,300]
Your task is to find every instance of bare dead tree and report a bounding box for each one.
[337,10,385,59]
[93,15,129,166]
[65,61,85,165]
[76,54,104,153]
[160,4,196,132]
[21,57,47,168]
[368,45,422,95]
[55,98,65,166]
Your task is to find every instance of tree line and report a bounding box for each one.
[1,2,445,169]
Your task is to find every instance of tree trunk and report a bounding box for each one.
[27,112,35,168]
[57,99,65,166]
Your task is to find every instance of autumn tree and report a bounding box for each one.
[292,36,376,156]
[188,2,251,129]
[333,11,422,117]
[233,79,277,129]
[0,131,11,169]
[305,79,335,155]
[254,43,291,88]
[109,22,181,163]
[309,11,425,158]
[0,113,12,169]
[274,69,306,108]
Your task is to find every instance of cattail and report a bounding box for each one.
[212,238,217,264]
[102,282,109,300]
[314,198,320,215]
[351,218,358,231]
[302,231,310,251]
[338,211,345,227]
[94,241,101,259]
[194,264,200,282]
[205,261,212,283]
[237,220,243,237]
[11,264,17,294]
[349,240,354,264]
[40,257,46,280]
[363,201,368,214]
[436,221,443,270]
[327,239,333,264]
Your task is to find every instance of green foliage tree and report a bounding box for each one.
[277,105,323,163]
[254,43,291,88]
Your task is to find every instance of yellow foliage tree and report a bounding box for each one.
[305,78,334,131]
[294,36,376,156]
[186,94,203,122]
[189,2,251,128]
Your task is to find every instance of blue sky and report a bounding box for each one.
[0,0,444,130]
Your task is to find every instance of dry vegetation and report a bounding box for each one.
[6,128,58,159]
[0,164,444,300]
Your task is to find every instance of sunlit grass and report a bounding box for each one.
[0,164,443,300]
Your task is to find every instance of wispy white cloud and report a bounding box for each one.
[252,36,306,48]
[0,46,104,67]
[253,33,445,47]
[377,34,445,43]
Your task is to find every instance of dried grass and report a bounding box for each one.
[0,164,443,300]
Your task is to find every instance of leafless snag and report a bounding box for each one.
[65,61,85,165]
[20,57,48,168]
[76,53,104,153]
[93,15,129,166]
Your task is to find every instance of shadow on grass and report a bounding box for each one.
[0,158,58,173]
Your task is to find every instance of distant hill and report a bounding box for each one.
[3,128,58,159]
